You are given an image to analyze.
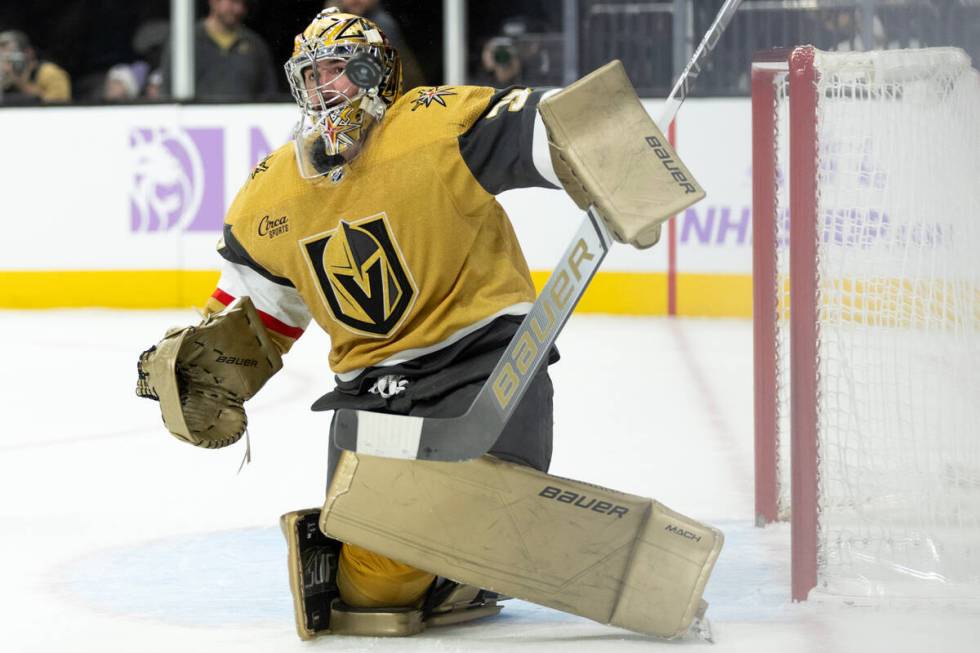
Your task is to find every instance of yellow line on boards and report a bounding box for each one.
[0,270,754,317]
[676,273,753,318]
[531,271,752,317]
[0,270,221,309]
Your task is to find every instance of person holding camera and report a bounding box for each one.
[0,30,71,105]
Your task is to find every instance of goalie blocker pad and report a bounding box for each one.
[539,60,706,249]
[321,452,724,639]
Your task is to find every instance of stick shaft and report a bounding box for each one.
[658,0,744,130]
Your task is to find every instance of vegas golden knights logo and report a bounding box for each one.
[300,213,417,337]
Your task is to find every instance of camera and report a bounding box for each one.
[0,50,26,80]
[485,36,518,68]
[492,44,515,66]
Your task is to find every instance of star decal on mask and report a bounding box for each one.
[411,86,457,111]
[318,114,359,149]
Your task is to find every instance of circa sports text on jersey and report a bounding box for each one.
[212,84,558,376]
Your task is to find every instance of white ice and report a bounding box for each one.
[1,310,977,652]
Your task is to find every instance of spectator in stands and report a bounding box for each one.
[132,18,170,74]
[325,0,426,88]
[160,0,277,101]
[103,64,140,102]
[0,30,71,104]
[144,69,164,100]
[478,36,523,87]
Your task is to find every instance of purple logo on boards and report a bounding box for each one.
[680,206,753,246]
[129,127,225,232]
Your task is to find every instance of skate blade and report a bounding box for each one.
[688,599,714,643]
[689,615,714,643]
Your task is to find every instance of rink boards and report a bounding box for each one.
[0,99,753,316]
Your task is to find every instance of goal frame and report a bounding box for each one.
[751,46,821,602]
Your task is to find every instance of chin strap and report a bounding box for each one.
[310,146,347,175]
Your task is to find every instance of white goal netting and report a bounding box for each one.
[774,48,980,600]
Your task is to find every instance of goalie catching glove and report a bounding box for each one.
[539,60,705,249]
[136,296,283,448]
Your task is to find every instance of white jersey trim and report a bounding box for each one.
[335,302,534,382]
[532,88,563,188]
[216,260,312,332]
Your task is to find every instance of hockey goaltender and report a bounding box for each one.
[136,7,722,641]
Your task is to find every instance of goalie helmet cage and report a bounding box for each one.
[751,46,980,602]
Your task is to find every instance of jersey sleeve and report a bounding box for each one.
[457,87,562,195]
[205,224,312,355]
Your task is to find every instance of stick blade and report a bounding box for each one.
[332,409,423,459]
[332,402,501,462]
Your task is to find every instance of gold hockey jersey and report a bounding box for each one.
[210,85,558,377]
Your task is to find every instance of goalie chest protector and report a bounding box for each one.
[223,86,538,375]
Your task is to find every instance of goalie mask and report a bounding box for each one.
[285,8,402,178]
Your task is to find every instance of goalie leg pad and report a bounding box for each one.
[538,60,706,249]
[320,452,724,639]
[282,510,503,639]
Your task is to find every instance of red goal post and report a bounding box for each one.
[752,46,820,602]
[752,46,980,602]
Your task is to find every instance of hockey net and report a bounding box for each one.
[752,46,980,602]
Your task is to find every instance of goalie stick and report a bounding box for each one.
[331,0,745,461]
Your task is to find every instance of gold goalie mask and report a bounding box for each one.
[285,8,403,178]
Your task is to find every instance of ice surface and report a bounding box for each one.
[1,310,977,652]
